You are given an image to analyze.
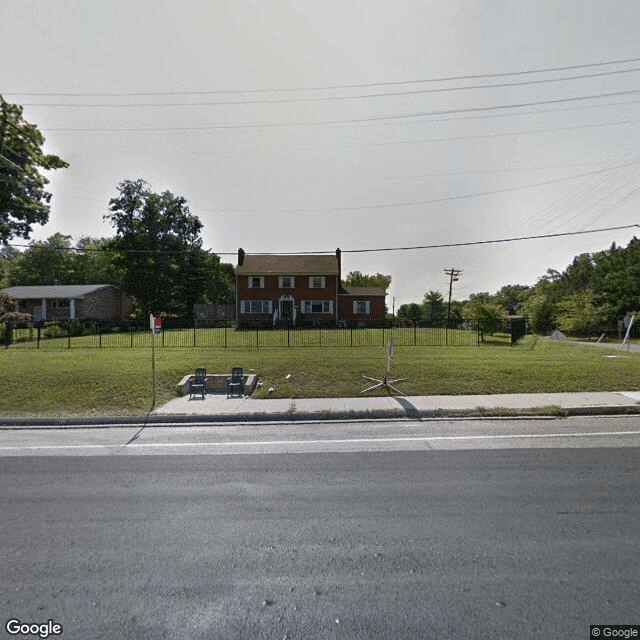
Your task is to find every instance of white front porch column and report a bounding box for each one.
[41,298,47,321]
[70,298,76,320]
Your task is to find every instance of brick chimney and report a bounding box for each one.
[237,248,245,267]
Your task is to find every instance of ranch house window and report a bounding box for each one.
[353,300,371,314]
[248,276,264,289]
[51,299,70,309]
[241,300,272,314]
[302,300,333,314]
[279,276,295,288]
[309,276,325,289]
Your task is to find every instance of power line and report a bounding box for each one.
[5,223,638,256]
[192,161,640,214]
[16,67,640,108]
[341,224,640,254]
[40,87,640,132]
[7,55,640,97]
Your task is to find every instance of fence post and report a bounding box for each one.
[287,325,290,347]
[414,322,417,346]
[224,323,227,349]
[256,327,259,350]
[193,320,197,348]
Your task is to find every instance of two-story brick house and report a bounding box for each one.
[235,248,386,327]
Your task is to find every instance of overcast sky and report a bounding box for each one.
[2,0,640,306]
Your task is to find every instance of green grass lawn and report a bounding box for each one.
[0,337,638,416]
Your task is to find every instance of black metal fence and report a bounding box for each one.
[3,318,514,349]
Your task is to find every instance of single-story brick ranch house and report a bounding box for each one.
[2,284,134,321]
[235,248,386,327]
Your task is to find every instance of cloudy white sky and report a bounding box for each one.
[2,0,640,306]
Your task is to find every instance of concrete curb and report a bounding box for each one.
[0,403,639,428]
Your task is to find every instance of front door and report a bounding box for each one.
[281,300,292,320]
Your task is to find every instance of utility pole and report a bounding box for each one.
[444,268,462,325]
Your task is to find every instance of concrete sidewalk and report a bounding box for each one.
[1,391,638,427]
[150,390,640,422]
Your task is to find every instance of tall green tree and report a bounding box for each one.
[494,284,530,315]
[521,277,558,334]
[105,179,229,317]
[396,302,423,323]
[462,298,506,340]
[422,290,445,323]
[73,236,123,285]
[555,289,603,337]
[4,233,76,285]
[0,244,20,287]
[0,99,69,244]
[591,239,640,317]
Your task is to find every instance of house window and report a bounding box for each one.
[302,300,333,314]
[241,300,272,314]
[279,276,295,288]
[309,276,325,289]
[50,299,70,309]
[248,276,264,289]
[353,300,371,314]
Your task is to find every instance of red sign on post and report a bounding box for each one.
[150,314,162,335]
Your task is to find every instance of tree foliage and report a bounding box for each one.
[4,233,76,285]
[0,290,31,323]
[396,302,423,323]
[555,289,603,337]
[343,270,391,291]
[104,179,232,316]
[3,234,124,287]
[0,99,69,244]
[422,290,445,323]
[461,299,506,339]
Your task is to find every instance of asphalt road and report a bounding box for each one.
[2,415,640,456]
[1,439,639,639]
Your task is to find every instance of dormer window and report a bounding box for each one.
[309,276,325,289]
[248,276,264,288]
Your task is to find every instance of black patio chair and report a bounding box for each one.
[189,367,207,400]
[226,367,245,397]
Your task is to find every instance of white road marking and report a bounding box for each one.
[127,430,640,447]
[1,430,639,452]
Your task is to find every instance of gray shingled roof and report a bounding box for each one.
[3,284,116,300]
[236,254,339,275]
